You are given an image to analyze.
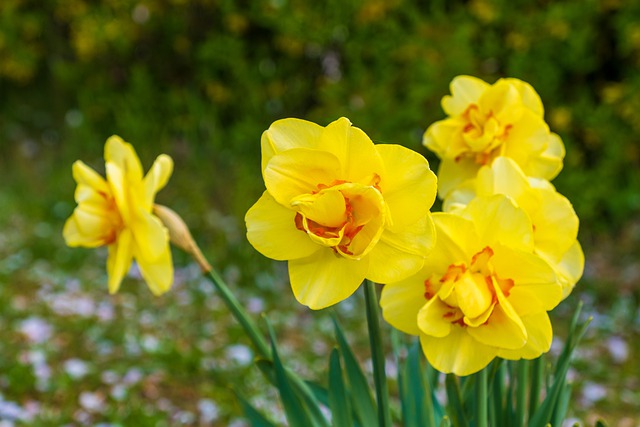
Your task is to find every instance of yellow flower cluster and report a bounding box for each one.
[380,76,583,375]
[64,76,583,378]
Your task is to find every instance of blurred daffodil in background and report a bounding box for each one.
[424,75,565,198]
[63,136,174,295]
[246,117,438,309]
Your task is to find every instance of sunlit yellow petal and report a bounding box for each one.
[289,249,368,310]
[319,117,384,183]
[423,119,467,159]
[375,144,437,231]
[436,157,479,199]
[261,118,324,171]
[420,327,498,376]
[442,75,490,116]
[525,132,565,180]
[380,278,426,336]
[463,195,534,251]
[290,190,347,228]
[246,191,320,261]
[501,78,544,117]
[429,213,479,270]
[467,284,527,350]
[367,214,435,283]
[417,297,453,338]
[498,312,552,360]
[263,148,341,206]
[107,229,134,294]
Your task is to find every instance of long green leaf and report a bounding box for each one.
[265,319,315,427]
[255,359,330,426]
[235,392,277,427]
[329,348,352,427]
[333,316,377,427]
[407,341,436,427]
[445,374,469,427]
[530,302,592,427]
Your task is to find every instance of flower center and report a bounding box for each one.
[424,247,514,327]
[292,178,385,259]
[459,105,512,165]
[98,190,124,244]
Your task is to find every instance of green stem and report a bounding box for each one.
[205,269,271,359]
[364,280,392,427]
[475,367,488,427]
[515,360,529,427]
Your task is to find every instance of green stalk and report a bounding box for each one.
[475,367,488,427]
[364,280,392,427]
[205,269,271,359]
[515,360,529,427]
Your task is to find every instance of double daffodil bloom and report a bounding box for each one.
[63,136,174,295]
[246,117,437,309]
[424,75,565,198]
[381,195,563,376]
[444,157,584,299]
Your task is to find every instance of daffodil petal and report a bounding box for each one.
[367,214,435,283]
[263,148,341,206]
[501,78,544,116]
[245,191,320,261]
[436,157,479,199]
[104,136,144,182]
[498,312,552,360]
[105,162,131,225]
[467,285,527,350]
[417,297,453,338]
[420,327,498,376]
[319,117,384,183]
[429,213,480,269]
[107,228,134,294]
[375,144,437,230]
[464,195,534,251]
[525,132,565,180]
[261,118,324,171]
[423,118,467,159]
[72,161,109,193]
[143,154,173,209]
[132,210,168,261]
[442,75,490,116]
[136,244,173,295]
[289,249,368,310]
[63,215,106,247]
[380,278,426,336]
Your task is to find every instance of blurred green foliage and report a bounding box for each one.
[2,0,639,237]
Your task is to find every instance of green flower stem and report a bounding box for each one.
[364,280,392,427]
[475,367,488,427]
[205,269,271,360]
[515,360,529,427]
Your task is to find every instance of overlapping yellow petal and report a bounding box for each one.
[246,117,437,309]
[64,136,174,295]
[289,248,369,310]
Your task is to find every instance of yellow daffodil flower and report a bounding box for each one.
[63,136,174,295]
[444,157,584,299]
[424,75,565,198]
[380,195,563,376]
[246,117,437,310]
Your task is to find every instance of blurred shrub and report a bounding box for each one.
[1,0,639,235]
